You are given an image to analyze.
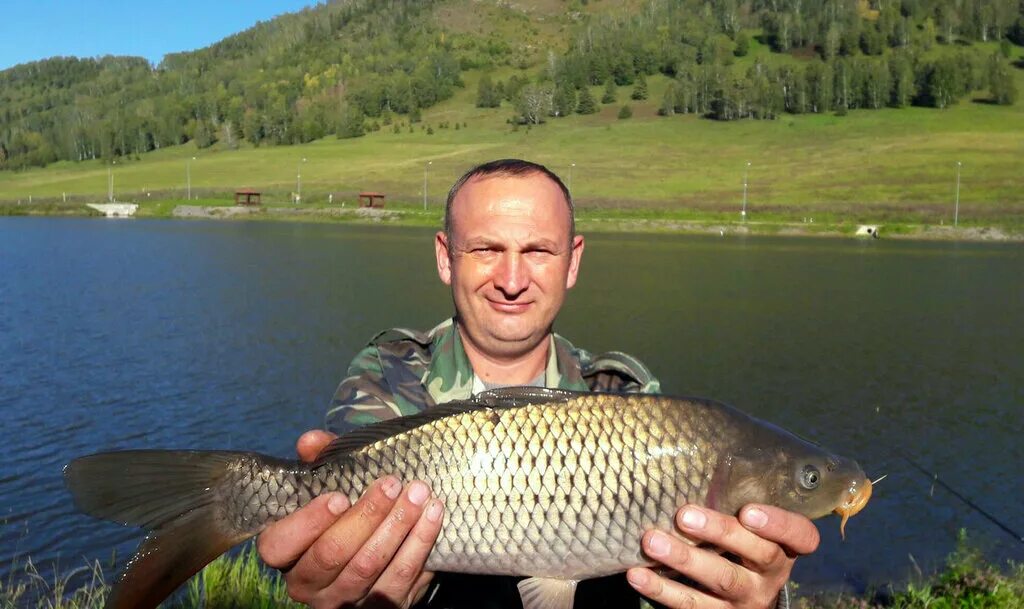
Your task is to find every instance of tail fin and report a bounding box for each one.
[64,450,257,609]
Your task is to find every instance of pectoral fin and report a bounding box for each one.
[517,577,579,609]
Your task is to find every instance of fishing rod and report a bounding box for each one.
[896,449,1024,545]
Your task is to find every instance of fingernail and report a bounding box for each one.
[382,477,401,500]
[742,507,768,529]
[647,531,670,557]
[627,569,648,587]
[327,493,348,516]
[408,481,429,506]
[680,508,707,530]
[426,499,443,523]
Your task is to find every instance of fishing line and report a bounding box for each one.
[871,404,1023,545]
[895,448,1024,544]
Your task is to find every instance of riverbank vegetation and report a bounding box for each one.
[1,534,1020,608]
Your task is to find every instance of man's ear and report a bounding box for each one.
[435,231,453,285]
[565,234,585,289]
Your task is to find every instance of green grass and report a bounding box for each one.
[798,532,1024,609]
[0,557,108,609]
[2,50,1022,231]
[0,545,302,609]
[175,546,304,609]
[2,533,1021,609]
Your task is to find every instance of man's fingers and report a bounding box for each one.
[318,480,433,603]
[371,498,444,603]
[291,476,402,592]
[627,567,728,609]
[639,529,756,603]
[738,504,820,558]
[257,492,349,570]
[674,506,783,571]
[296,429,338,462]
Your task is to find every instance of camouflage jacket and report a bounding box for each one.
[322,320,789,609]
[325,317,660,434]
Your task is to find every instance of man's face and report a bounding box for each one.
[435,172,584,360]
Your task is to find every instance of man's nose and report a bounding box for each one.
[493,252,528,297]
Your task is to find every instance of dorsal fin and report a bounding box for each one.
[473,386,580,408]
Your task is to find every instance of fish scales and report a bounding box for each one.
[221,394,724,580]
[65,388,872,609]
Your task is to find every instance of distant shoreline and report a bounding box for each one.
[2,202,1021,243]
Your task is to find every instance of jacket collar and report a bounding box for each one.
[423,318,588,404]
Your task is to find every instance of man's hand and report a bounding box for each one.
[626,504,820,609]
[257,430,445,609]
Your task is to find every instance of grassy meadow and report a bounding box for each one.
[1,44,1022,236]
[2,534,1021,609]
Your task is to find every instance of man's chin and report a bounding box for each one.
[483,325,547,352]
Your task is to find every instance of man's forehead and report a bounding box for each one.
[451,172,570,223]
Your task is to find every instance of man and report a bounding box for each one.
[257,160,820,609]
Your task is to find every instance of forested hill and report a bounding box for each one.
[1,0,1022,171]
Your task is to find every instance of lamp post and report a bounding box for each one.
[569,163,575,193]
[107,161,116,203]
[296,157,307,204]
[423,161,432,210]
[741,161,751,219]
[186,156,196,200]
[954,161,961,227]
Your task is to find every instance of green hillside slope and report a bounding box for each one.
[1,0,1022,231]
[2,61,1021,226]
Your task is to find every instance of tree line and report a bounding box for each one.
[1,0,1022,171]
[488,0,1020,124]
[0,0,483,170]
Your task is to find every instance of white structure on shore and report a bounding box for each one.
[87,203,138,218]
[856,225,880,238]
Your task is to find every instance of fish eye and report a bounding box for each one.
[800,465,821,490]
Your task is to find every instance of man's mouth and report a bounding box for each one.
[486,298,532,313]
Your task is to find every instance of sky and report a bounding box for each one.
[0,0,318,71]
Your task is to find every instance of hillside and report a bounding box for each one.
[1,0,1021,172]
[2,57,1022,228]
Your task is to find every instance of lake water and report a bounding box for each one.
[1,218,1021,595]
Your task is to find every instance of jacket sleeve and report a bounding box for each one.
[324,345,404,435]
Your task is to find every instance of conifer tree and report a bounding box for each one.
[552,82,577,117]
[576,86,598,114]
[601,78,617,104]
[631,75,649,100]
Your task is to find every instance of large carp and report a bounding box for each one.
[65,388,872,609]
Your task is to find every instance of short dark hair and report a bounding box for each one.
[443,159,575,238]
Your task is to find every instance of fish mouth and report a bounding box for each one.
[834,478,872,540]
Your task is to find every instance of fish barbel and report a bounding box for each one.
[65,387,872,609]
